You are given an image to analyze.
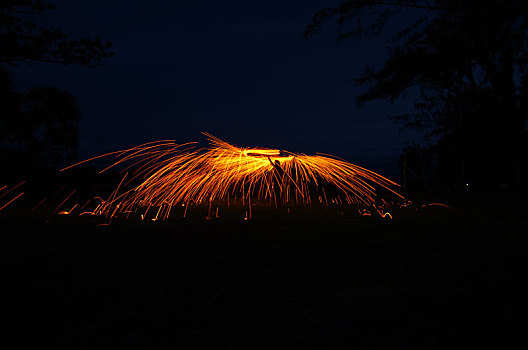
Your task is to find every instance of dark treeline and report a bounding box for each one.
[306,0,528,192]
[0,0,113,178]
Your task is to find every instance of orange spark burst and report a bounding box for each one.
[61,133,402,220]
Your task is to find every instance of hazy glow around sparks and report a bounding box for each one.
[61,132,402,220]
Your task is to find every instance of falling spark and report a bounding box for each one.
[58,203,78,215]
[0,192,24,212]
[30,198,48,213]
[0,181,26,201]
[51,189,77,216]
[427,203,453,210]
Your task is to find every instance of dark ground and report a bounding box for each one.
[2,195,527,349]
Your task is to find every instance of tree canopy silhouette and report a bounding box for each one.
[0,0,114,172]
[1,0,114,67]
[306,0,528,188]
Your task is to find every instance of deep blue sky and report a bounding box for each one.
[13,0,419,175]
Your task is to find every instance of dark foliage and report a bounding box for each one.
[0,0,114,67]
[0,67,80,170]
[0,1,113,172]
[306,0,528,189]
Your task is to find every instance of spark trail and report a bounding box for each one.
[61,133,402,220]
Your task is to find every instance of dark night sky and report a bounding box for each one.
[13,0,419,175]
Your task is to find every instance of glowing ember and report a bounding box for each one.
[60,133,402,220]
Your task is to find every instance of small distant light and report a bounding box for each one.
[465,183,469,187]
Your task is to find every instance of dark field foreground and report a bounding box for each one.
[2,197,527,349]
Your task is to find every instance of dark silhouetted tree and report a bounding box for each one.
[1,0,114,67]
[25,86,80,167]
[0,0,114,170]
[0,68,80,169]
[306,0,528,188]
[399,143,435,193]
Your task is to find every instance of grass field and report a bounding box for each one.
[2,194,527,348]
